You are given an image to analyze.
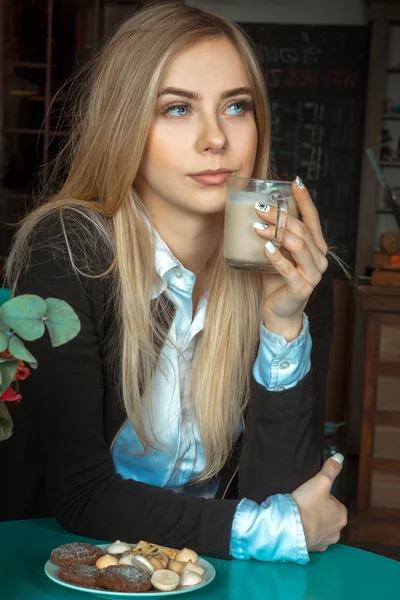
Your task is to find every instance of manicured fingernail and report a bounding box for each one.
[255,202,271,212]
[253,222,268,231]
[295,176,305,190]
[265,241,276,254]
[331,453,344,465]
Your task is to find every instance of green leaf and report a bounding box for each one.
[0,309,8,330]
[8,335,38,369]
[44,298,81,347]
[0,402,13,442]
[1,295,46,341]
[0,358,16,382]
[0,360,18,396]
[0,331,8,353]
[0,311,10,352]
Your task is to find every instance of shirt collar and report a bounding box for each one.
[154,229,183,280]
[142,214,196,301]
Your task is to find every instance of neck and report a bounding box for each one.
[146,203,224,277]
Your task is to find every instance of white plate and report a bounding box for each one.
[44,543,216,599]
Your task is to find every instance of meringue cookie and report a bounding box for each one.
[181,561,205,577]
[96,554,119,569]
[106,540,131,555]
[180,570,202,587]
[131,555,155,575]
[167,560,186,574]
[175,548,199,564]
[151,569,180,592]
[149,557,166,570]
[118,554,154,575]
[118,553,138,566]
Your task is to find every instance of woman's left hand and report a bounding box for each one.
[254,177,328,342]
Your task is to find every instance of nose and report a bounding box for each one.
[195,115,227,155]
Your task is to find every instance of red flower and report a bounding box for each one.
[13,361,30,381]
[0,351,31,382]
[0,350,31,404]
[0,387,22,402]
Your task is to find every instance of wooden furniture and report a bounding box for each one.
[355,1,400,279]
[372,249,400,286]
[350,285,400,545]
[348,0,400,455]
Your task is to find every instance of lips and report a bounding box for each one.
[188,169,233,186]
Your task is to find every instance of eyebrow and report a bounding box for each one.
[158,86,252,100]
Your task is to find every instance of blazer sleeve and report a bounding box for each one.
[238,266,334,504]
[15,225,239,559]
[307,263,335,459]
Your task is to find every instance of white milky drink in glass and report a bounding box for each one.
[223,178,299,273]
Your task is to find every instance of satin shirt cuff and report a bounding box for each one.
[253,313,312,391]
[230,494,310,564]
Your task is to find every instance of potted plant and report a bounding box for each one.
[0,293,80,441]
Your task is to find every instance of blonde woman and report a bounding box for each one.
[7,3,347,563]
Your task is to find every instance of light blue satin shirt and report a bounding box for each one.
[111,230,312,564]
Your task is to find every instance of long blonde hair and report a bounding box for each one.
[6,2,270,481]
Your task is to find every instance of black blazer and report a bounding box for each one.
[1,215,334,558]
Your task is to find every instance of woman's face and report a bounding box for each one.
[138,37,258,218]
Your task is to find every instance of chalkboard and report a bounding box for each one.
[239,24,369,269]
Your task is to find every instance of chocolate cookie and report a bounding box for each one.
[98,564,152,592]
[50,542,104,566]
[58,564,101,589]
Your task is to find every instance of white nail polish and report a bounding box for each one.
[265,241,276,254]
[255,202,271,212]
[253,222,268,231]
[295,175,305,190]
[331,453,344,465]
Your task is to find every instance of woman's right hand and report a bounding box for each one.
[291,454,348,552]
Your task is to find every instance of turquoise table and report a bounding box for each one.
[1,519,399,599]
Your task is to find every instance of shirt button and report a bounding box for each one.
[175,268,183,279]
[279,360,291,370]
[275,385,286,391]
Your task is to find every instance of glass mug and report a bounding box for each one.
[223,177,299,273]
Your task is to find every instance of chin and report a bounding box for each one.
[190,189,227,215]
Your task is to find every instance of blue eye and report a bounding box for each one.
[227,103,244,115]
[226,100,253,115]
[167,105,189,117]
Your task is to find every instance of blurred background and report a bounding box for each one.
[1,0,400,559]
